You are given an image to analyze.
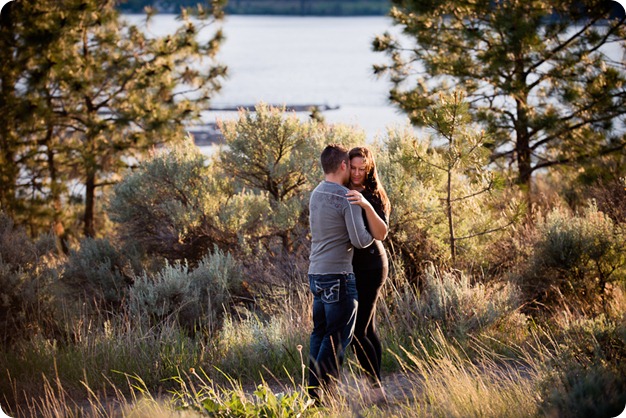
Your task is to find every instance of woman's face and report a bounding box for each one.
[350,156,367,188]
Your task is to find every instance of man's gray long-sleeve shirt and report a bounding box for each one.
[308,180,374,275]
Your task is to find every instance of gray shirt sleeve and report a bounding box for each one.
[344,200,374,249]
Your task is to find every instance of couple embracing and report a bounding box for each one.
[307,144,390,402]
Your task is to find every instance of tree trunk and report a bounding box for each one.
[0,4,18,217]
[84,170,96,237]
[46,136,67,253]
[446,165,456,263]
[0,137,17,217]
[514,56,533,199]
[516,126,532,189]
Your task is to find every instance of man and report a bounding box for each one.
[307,144,374,401]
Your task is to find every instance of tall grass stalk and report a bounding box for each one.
[378,259,525,366]
[7,366,202,418]
[390,328,540,418]
[214,309,310,383]
[1,308,206,412]
[3,252,623,417]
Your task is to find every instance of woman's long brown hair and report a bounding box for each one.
[349,146,391,217]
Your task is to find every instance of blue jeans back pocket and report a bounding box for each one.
[314,279,341,304]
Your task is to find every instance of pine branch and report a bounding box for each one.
[456,219,516,241]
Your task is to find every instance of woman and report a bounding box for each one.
[345,146,391,393]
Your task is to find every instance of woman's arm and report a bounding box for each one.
[346,190,388,240]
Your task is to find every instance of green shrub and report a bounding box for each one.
[0,261,54,345]
[0,212,39,267]
[516,203,626,314]
[419,265,523,338]
[381,263,524,345]
[218,104,336,256]
[61,237,132,310]
[172,369,315,417]
[538,316,626,418]
[108,140,216,262]
[0,214,56,344]
[218,103,323,204]
[128,247,243,331]
[108,140,272,263]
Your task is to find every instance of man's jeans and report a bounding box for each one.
[308,273,358,396]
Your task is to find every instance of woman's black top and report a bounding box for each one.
[352,189,388,270]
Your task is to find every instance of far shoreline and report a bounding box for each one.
[189,103,340,146]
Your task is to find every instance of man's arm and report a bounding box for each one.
[344,201,374,249]
[346,190,388,240]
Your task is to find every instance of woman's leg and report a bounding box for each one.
[366,306,383,384]
[353,268,385,383]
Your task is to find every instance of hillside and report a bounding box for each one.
[119,0,391,15]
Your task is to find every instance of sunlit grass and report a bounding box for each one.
[2,267,625,417]
[391,329,540,418]
[1,313,206,414]
[2,330,549,418]
[213,306,311,383]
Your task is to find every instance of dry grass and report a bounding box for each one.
[2,328,546,418]
[2,260,624,417]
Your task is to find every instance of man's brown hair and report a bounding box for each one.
[320,144,349,174]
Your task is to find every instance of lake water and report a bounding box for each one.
[123,14,411,150]
[122,14,625,155]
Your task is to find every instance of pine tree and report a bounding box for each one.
[0,0,226,237]
[412,91,522,263]
[376,92,521,270]
[373,0,626,197]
